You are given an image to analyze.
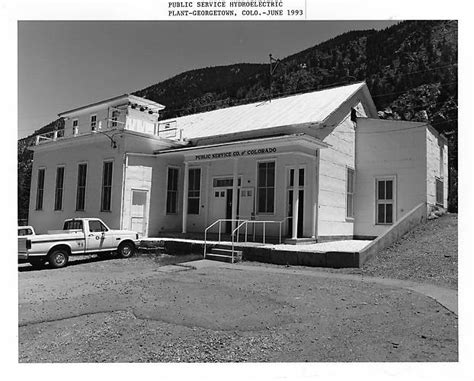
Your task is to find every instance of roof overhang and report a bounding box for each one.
[153,133,330,160]
[58,94,165,118]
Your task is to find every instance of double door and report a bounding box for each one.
[287,167,305,238]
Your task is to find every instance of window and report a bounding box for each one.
[298,168,305,187]
[90,115,97,131]
[18,227,33,236]
[436,178,444,206]
[257,162,275,213]
[63,220,83,230]
[89,220,108,232]
[288,168,304,187]
[76,164,87,211]
[212,178,241,187]
[54,166,65,211]
[111,110,119,128]
[101,161,113,211]
[35,168,45,210]
[376,178,395,224]
[187,168,201,214]
[72,119,79,135]
[166,167,179,214]
[346,168,355,219]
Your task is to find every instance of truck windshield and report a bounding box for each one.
[64,220,83,230]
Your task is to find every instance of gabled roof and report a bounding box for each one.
[159,82,373,140]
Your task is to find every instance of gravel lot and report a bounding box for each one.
[19,254,458,362]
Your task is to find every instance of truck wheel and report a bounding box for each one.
[29,258,46,269]
[117,242,135,258]
[48,249,69,268]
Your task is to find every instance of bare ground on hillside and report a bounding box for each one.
[319,214,458,289]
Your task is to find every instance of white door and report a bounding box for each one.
[131,190,148,236]
[86,219,113,252]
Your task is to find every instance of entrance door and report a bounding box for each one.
[286,167,305,238]
[287,189,304,238]
[130,189,148,236]
[225,188,240,233]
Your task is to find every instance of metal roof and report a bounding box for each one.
[159,82,367,140]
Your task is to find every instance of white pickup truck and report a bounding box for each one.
[18,218,140,269]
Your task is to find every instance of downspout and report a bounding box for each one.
[120,153,128,230]
[351,108,358,239]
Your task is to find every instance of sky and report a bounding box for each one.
[18,20,400,138]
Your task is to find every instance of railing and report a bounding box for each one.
[35,129,65,145]
[203,217,291,262]
[230,219,289,259]
[203,218,247,259]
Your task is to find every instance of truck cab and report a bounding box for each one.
[19,218,140,269]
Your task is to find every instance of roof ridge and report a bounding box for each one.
[159,81,366,123]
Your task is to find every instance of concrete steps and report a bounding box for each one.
[206,245,242,263]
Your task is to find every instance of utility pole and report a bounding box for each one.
[269,54,281,102]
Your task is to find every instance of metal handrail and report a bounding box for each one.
[231,220,248,262]
[203,218,247,259]
[204,216,292,261]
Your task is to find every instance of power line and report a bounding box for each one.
[336,118,458,135]
[371,81,457,99]
[160,64,457,116]
[369,63,457,79]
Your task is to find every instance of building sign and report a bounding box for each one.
[194,147,277,161]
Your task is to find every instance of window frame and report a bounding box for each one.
[375,175,396,225]
[90,114,97,131]
[166,166,180,215]
[346,167,355,220]
[72,119,79,135]
[76,162,88,211]
[100,160,114,212]
[111,110,119,128]
[436,177,444,206]
[35,167,46,211]
[54,166,65,211]
[187,167,201,215]
[256,160,276,215]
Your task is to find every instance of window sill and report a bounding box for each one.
[345,217,354,222]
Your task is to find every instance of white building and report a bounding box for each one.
[28,82,448,241]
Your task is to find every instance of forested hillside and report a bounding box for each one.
[18,20,458,221]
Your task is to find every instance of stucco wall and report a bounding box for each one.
[28,137,124,233]
[426,127,449,210]
[354,119,427,237]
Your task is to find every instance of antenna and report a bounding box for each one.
[269,54,281,102]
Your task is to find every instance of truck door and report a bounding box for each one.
[86,220,113,252]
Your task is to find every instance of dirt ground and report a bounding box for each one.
[320,214,458,289]
[19,255,458,362]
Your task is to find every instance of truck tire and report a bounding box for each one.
[48,249,69,269]
[29,258,46,269]
[117,242,135,258]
